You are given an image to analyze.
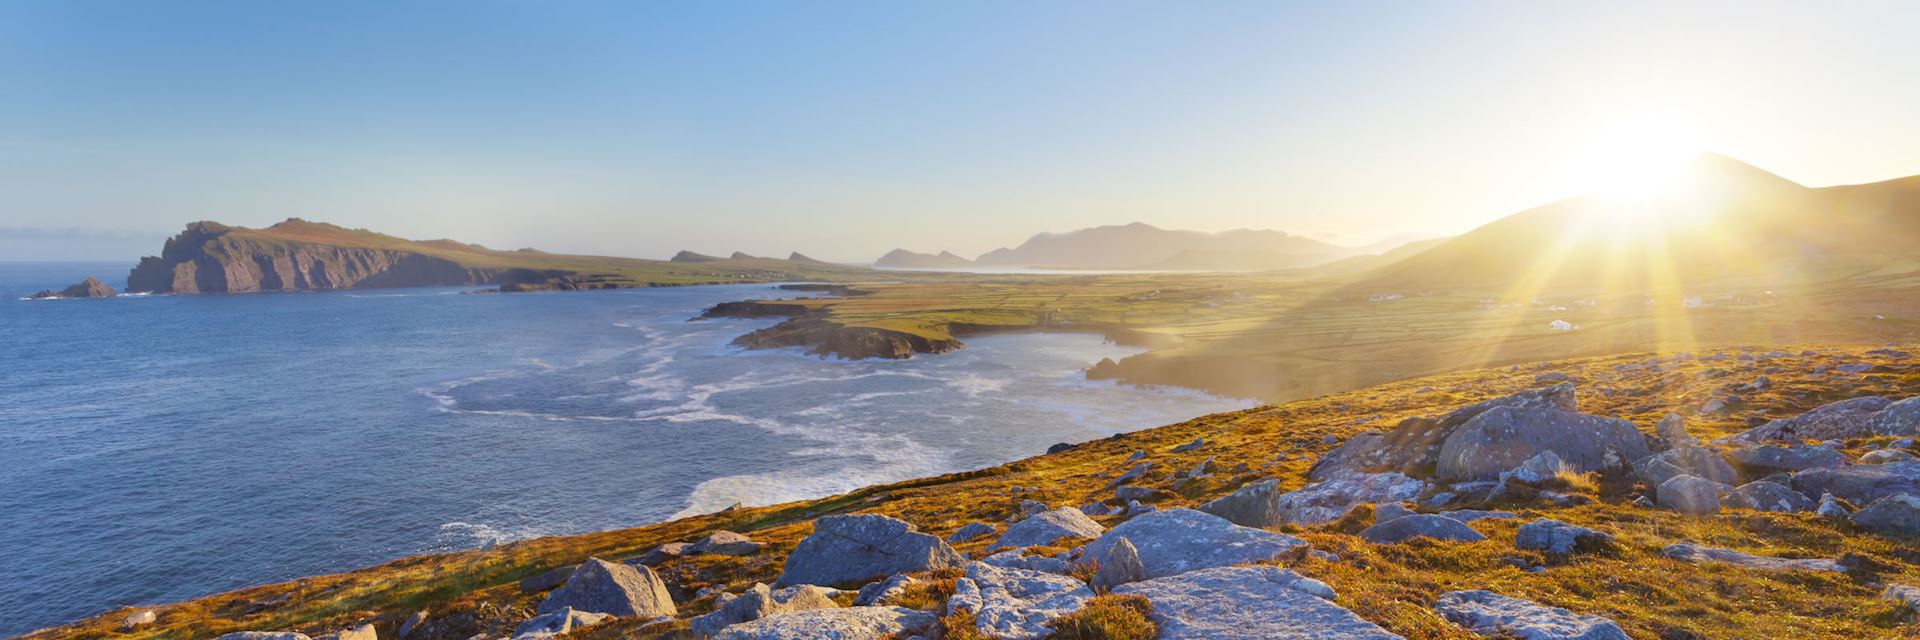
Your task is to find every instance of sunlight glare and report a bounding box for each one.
[1574,114,1707,200]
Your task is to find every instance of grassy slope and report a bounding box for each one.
[32,346,1920,639]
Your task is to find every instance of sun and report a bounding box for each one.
[1572,114,1708,200]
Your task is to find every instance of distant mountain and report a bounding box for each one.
[875,249,974,268]
[670,250,722,263]
[974,222,1365,271]
[1365,153,1920,290]
[787,252,833,265]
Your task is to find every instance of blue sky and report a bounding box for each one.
[5,1,1919,261]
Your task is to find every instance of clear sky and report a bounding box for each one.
[4,1,1919,261]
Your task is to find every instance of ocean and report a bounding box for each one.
[0,262,1252,636]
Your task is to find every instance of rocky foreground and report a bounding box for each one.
[31,347,1920,639]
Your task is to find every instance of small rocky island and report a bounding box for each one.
[29,276,117,300]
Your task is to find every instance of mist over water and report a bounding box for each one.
[0,263,1251,636]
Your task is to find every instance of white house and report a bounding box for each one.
[1548,319,1577,332]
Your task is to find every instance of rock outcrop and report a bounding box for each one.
[947,562,1092,639]
[1515,519,1614,555]
[127,221,502,294]
[1435,405,1649,481]
[1434,590,1629,640]
[537,557,677,618]
[711,606,938,640]
[1661,543,1844,572]
[1308,384,1577,481]
[1732,396,1892,442]
[1114,565,1401,640]
[1202,473,1422,527]
[1359,514,1487,544]
[1852,494,1920,535]
[988,507,1104,551]
[690,583,840,637]
[773,514,963,587]
[29,276,117,299]
[511,608,611,640]
[1080,509,1307,579]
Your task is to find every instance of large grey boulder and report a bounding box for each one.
[712,607,938,640]
[1661,543,1844,572]
[1505,451,1568,485]
[690,583,841,637]
[1080,509,1307,579]
[1434,590,1629,640]
[688,531,766,556]
[1204,473,1422,527]
[1359,514,1487,544]
[1114,565,1402,640]
[1089,536,1147,590]
[1727,445,1847,473]
[947,562,1092,639]
[1733,396,1891,442]
[1308,384,1576,481]
[628,542,690,567]
[1869,397,1920,436]
[1725,481,1814,513]
[538,557,677,618]
[947,522,996,543]
[1656,413,1694,447]
[988,507,1104,551]
[1852,494,1920,536]
[511,607,612,640]
[980,550,1071,574]
[1863,449,1919,464]
[1434,406,1649,481]
[1642,447,1738,486]
[1515,519,1613,555]
[773,514,963,587]
[1790,461,1920,505]
[334,624,376,640]
[1656,475,1724,515]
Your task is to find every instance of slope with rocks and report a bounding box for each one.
[28,346,1920,640]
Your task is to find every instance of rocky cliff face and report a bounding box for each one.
[126,222,502,294]
[699,300,961,359]
[29,276,117,299]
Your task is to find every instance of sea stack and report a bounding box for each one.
[30,276,117,299]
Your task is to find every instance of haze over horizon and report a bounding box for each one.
[6,1,1920,261]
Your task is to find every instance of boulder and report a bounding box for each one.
[1358,514,1487,544]
[1114,565,1401,640]
[946,562,1092,639]
[1203,473,1422,527]
[1851,494,1920,536]
[1434,406,1649,481]
[1733,396,1892,442]
[1863,450,1919,464]
[538,557,677,618]
[854,575,917,607]
[1434,590,1629,640]
[1514,519,1614,555]
[1172,437,1207,453]
[773,514,963,587]
[1645,447,1739,486]
[1790,461,1920,505]
[1884,584,1920,614]
[1725,481,1814,513]
[1869,397,1920,436]
[1439,509,1520,523]
[1089,536,1147,591]
[396,611,427,638]
[519,564,579,594]
[334,624,377,640]
[1660,543,1844,572]
[1817,493,1851,519]
[1374,502,1416,524]
[947,522,996,543]
[1656,475,1723,515]
[1307,384,1577,481]
[988,507,1104,551]
[1656,413,1693,447]
[628,542,690,567]
[121,610,157,630]
[511,608,612,640]
[1103,462,1153,490]
[690,583,840,637]
[980,550,1072,574]
[688,531,766,556]
[1114,485,1156,502]
[712,607,938,640]
[1634,457,1690,489]
[1506,450,1568,485]
[1080,509,1307,579]
[1728,445,1848,473]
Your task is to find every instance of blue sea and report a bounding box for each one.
[0,262,1251,636]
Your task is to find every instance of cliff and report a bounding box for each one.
[29,276,117,299]
[698,299,961,359]
[126,221,500,294]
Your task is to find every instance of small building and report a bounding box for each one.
[1548,319,1577,332]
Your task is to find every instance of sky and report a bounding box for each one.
[4,1,1919,262]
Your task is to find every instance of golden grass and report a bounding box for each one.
[1042,594,1156,640]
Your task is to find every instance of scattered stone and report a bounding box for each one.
[712,606,938,640]
[1103,462,1153,490]
[1883,584,1920,614]
[1440,509,1521,523]
[1308,549,1341,562]
[946,562,1092,639]
[1434,590,1629,640]
[1515,519,1613,555]
[518,564,579,594]
[1010,499,1050,521]
[333,624,376,640]
[989,507,1105,551]
[1172,437,1207,453]
[1185,456,1216,478]
[1699,397,1728,415]
[1114,565,1400,640]
[121,610,157,630]
[1734,396,1892,442]
[1125,449,1146,463]
[1791,462,1920,505]
[1535,372,1570,384]
[1206,472,1423,527]
[1046,442,1073,454]
[1661,543,1844,572]
[1870,398,1920,436]
[512,607,612,640]
[628,542,690,567]
[1863,449,1919,464]
[1081,509,1307,579]
[1359,513,1487,544]
[1635,457,1690,489]
[688,531,766,556]
[980,550,1071,574]
[1645,446,1740,486]
[1656,475,1723,515]
[1725,481,1814,512]
[854,574,918,607]
[397,611,427,638]
[1374,502,1416,524]
[1114,485,1156,503]
[1836,363,1875,374]
[948,521,996,543]
[774,514,963,587]
[1817,493,1851,519]
[1506,450,1568,485]
[1090,536,1148,590]
[691,582,840,637]
[538,557,677,618]
[1728,445,1848,473]
[1435,405,1650,481]
[1852,494,1920,535]
[1308,384,1578,481]
[1078,502,1116,517]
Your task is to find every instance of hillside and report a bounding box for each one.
[875,249,975,269]
[975,222,1368,270]
[123,219,871,294]
[31,346,1920,639]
